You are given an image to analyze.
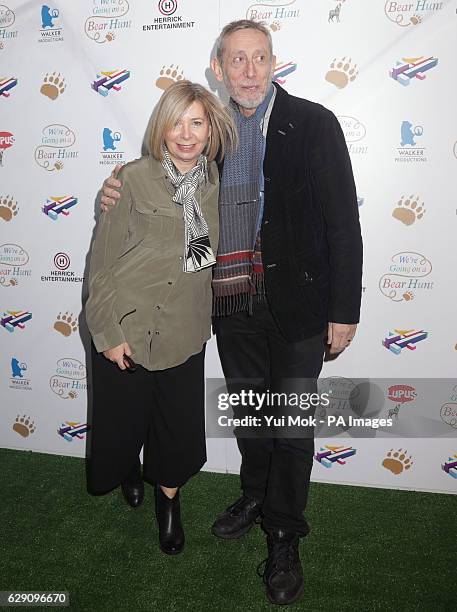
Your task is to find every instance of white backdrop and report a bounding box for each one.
[1,0,456,494]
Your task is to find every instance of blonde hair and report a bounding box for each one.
[215,20,273,64]
[149,81,237,162]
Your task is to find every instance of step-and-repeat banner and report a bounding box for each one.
[1,1,456,493]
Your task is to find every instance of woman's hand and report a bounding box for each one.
[103,342,132,370]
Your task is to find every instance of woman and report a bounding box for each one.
[85,81,237,555]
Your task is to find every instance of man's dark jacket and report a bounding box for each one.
[260,83,363,341]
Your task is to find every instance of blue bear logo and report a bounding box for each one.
[41,5,59,29]
[11,358,26,378]
[400,121,423,147]
[103,128,121,151]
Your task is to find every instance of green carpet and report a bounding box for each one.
[0,448,455,611]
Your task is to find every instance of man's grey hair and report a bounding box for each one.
[215,19,273,64]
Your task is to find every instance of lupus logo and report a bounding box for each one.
[0,5,18,49]
[9,357,32,390]
[246,0,300,32]
[0,131,14,166]
[0,77,17,97]
[0,243,31,287]
[273,61,297,85]
[50,357,87,400]
[382,448,413,474]
[58,421,89,441]
[34,124,78,171]
[101,128,125,165]
[382,329,428,355]
[386,384,417,419]
[42,196,78,220]
[39,5,63,43]
[337,116,368,155]
[384,1,444,27]
[442,454,457,479]
[396,121,427,163]
[85,0,131,44]
[1,310,32,332]
[314,444,356,468]
[390,56,438,86]
[92,70,130,96]
[392,195,425,225]
[379,252,433,302]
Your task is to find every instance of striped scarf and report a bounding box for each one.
[212,86,274,316]
[161,147,216,273]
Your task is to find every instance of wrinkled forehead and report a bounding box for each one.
[222,28,272,59]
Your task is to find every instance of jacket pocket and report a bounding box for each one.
[133,199,176,249]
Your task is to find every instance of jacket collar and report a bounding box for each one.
[148,155,218,184]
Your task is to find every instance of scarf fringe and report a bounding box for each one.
[212,272,265,317]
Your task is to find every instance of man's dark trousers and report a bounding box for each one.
[213,299,324,536]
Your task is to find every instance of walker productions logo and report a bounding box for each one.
[34,125,78,172]
[0,5,18,50]
[246,0,301,31]
[100,128,125,165]
[382,448,413,474]
[58,421,89,442]
[382,329,428,355]
[42,196,78,221]
[0,77,17,97]
[39,5,63,43]
[273,61,297,85]
[328,1,346,23]
[84,0,131,44]
[386,384,417,419]
[440,385,457,429]
[325,57,358,89]
[379,252,433,302]
[338,116,368,155]
[0,244,31,288]
[13,415,36,437]
[9,357,32,391]
[392,195,426,225]
[40,72,66,100]
[91,70,130,97]
[395,121,427,163]
[50,357,87,400]
[54,312,78,337]
[314,444,357,468]
[389,56,438,86]
[442,454,457,479]
[156,65,185,91]
[384,1,444,27]
[41,252,84,285]
[142,0,196,33]
[0,131,14,166]
[1,310,32,332]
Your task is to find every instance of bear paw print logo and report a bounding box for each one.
[270,21,281,32]
[13,415,36,438]
[382,449,413,475]
[40,72,66,100]
[325,57,358,89]
[156,65,185,91]
[410,14,422,25]
[392,195,425,226]
[54,312,78,337]
[105,32,115,42]
[402,290,414,301]
[0,196,18,222]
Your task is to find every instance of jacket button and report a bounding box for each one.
[265,177,271,182]
[266,263,277,269]
[263,219,269,225]
[168,281,173,285]
[155,305,161,310]
[153,208,158,213]
[155,331,160,335]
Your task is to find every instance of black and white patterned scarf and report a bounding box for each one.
[161,147,216,273]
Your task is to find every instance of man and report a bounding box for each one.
[101,20,362,606]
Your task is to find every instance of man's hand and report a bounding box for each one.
[327,322,357,354]
[100,164,123,212]
[103,342,132,370]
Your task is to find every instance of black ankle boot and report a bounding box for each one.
[155,486,184,555]
[260,529,304,605]
[121,461,144,508]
